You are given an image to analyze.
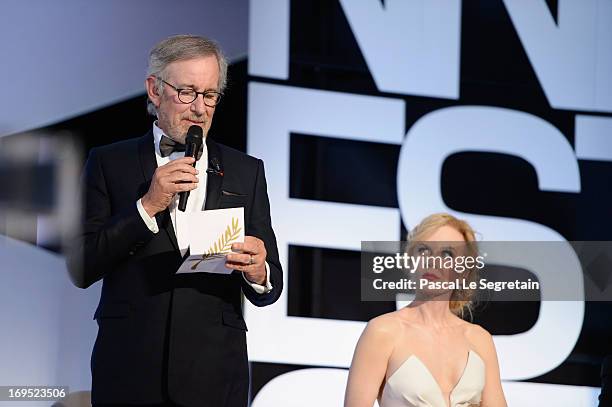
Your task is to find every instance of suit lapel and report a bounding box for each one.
[204,137,223,210]
[137,131,180,252]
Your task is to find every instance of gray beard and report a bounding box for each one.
[157,120,207,144]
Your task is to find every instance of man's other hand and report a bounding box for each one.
[226,236,268,285]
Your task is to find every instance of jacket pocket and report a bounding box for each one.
[221,190,247,197]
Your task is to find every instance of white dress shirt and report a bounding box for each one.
[136,122,271,293]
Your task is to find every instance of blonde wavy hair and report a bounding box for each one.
[407,213,479,319]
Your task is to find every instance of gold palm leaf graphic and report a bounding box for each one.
[190,217,242,270]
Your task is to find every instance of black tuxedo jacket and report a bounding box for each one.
[67,131,283,407]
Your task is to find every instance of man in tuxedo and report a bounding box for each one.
[67,35,283,407]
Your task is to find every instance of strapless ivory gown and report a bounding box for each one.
[379,350,485,407]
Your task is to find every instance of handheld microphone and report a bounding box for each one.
[178,125,204,212]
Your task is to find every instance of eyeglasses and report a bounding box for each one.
[160,79,223,107]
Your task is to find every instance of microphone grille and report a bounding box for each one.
[186,125,203,143]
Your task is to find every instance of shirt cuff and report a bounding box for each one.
[136,198,159,234]
[243,261,273,294]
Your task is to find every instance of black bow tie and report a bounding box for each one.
[159,135,203,158]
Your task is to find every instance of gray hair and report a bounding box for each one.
[146,34,228,116]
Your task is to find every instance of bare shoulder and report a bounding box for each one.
[464,322,492,341]
[360,311,408,348]
[464,323,498,361]
[365,311,404,337]
[351,312,404,361]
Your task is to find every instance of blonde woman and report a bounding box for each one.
[345,213,507,407]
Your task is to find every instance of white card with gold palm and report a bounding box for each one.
[176,207,244,274]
